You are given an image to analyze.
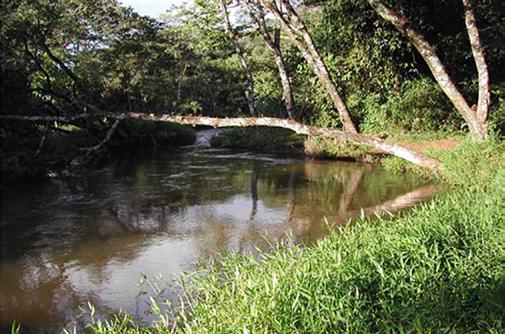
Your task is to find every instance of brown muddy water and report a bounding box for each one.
[0,136,437,333]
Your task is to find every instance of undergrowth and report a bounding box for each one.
[210,127,304,151]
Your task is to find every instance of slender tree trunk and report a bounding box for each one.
[34,123,50,157]
[260,0,358,133]
[176,63,189,106]
[220,0,257,117]
[243,0,295,118]
[462,0,490,140]
[368,0,490,141]
[274,48,295,118]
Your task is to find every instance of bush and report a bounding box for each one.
[113,120,196,146]
[210,127,304,151]
[351,78,462,135]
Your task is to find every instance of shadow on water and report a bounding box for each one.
[0,143,439,332]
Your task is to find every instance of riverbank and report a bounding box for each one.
[1,120,196,181]
[73,139,504,333]
[208,127,467,163]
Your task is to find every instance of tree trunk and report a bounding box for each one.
[176,63,189,106]
[462,0,490,141]
[1,113,441,169]
[368,0,490,141]
[260,0,358,134]
[220,0,257,117]
[274,48,295,118]
[243,0,295,118]
[128,114,439,169]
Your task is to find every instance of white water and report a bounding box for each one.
[194,128,225,147]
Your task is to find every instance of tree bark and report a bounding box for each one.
[80,119,121,154]
[260,0,358,133]
[462,0,490,140]
[1,113,441,169]
[220,0,257,117]
[243,0,295,118]
[368,0,489,141]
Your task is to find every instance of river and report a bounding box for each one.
[0,130,437,332]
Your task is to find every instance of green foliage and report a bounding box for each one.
[490,83,505,136]
[210,127,304,151]
[351,78,462,134]
[114,120,196,146]
[288,0,505,133]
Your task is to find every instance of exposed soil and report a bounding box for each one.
[398,139,460,153]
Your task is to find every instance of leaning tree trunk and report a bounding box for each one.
[260,0,358,134]
[130,114,438,169]
[274,47,295,119]
[243,0,295,118]
[220,0,257,117]
[1,113,441,169]
[368,0,490,141]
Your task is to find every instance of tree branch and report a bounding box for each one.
[80,119,121,155]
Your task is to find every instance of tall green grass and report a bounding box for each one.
[84,142,504,333]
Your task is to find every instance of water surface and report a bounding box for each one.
[0,139,436,332]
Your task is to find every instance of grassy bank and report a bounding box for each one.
[80,140,504,333]
[209,127,370,159]
[208,126,466,162]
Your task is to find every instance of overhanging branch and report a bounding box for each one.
[0,113,441,169]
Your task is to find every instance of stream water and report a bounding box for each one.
[0,130,437,332]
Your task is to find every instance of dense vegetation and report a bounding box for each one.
[2,1,504,163]
[2,0,504,332]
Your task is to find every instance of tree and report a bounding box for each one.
[219,0,257,116]
[242,0,295,118]
[368,0,491,141]
[258,0,358,133]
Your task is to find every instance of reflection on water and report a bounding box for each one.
[0,145,437,332]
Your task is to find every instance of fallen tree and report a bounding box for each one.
[1,113,441,169]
